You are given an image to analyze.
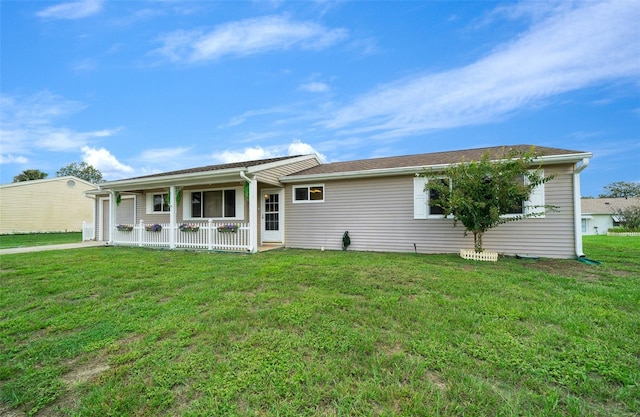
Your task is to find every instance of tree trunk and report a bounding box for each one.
[474,231,484,252]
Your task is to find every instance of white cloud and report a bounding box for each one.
[0,154,28,165]
[81,146,134,179]
[36,0,103,20]
[323,1,640,139]
[288,139,326,161]
[212,146,276,163]
[299,82,329,93]
[219,106,292,128]
[211,139,324,163]
[0,91,121,157]
[154,15,347,63]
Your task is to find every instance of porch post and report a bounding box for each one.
[169,185,177,249]
[108,191,116,245]
[240,172,258,253]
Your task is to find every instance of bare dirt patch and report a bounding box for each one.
[517,258,604,280]
[425,370,448,392]
[62,359,110,388]
[0,403,24,417]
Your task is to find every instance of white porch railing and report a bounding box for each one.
[82,221,95,241]
[112,220,251,252]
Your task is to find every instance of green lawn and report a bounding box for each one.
[0,232,82,249]
[1,236,638,416]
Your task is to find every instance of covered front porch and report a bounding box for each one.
[112,219,252,252]
[99,176,276,253]
[91,155,320,254]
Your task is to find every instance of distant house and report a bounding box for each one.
[0,176,96,234]
[581,198,640,235]
[90,145,592,259]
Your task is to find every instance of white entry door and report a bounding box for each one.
[261,189,283,243]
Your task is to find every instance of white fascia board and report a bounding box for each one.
[280,165,436,183]
[280,153,593,183]
[531,152,593,165]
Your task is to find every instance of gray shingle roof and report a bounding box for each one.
[581,198,640,214]
[123,155,304,181]
[286,144,586,177]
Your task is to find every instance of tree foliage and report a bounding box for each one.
[422,148,556,253]
[13,169,48,182]
[612,205,640,231]
[599,181,640,198]
[56,162,104,184]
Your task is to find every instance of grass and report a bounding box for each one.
[0,236,638,416]
[0,232,82,249]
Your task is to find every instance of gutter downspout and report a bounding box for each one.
[573,157,590,257]
[240,171,258,253]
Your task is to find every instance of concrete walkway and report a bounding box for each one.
[0,241,106,255]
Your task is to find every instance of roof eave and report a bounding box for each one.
[100,154,321,191]
[280,152,593,183]
[101,167,247,191]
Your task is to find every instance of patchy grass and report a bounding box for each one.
[0,232,82,249]
[0,237,638,416]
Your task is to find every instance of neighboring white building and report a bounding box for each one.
[581,198,640,235]
[0,176,96,234]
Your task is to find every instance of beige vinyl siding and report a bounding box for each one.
[284,164,576,258]
[0,177,95,234]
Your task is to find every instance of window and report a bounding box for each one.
[152,193,170,213]
[414,177,448,219]
[293,185,324,203]
[504,175,525,215]
[414,170,546,220]
[183,187,244,220]
[191,189,236,218]
[506,170,546,217]
[428,178,448,215]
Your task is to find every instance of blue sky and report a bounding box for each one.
[1,0,638,196]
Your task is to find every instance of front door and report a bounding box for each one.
[261,189,283,243]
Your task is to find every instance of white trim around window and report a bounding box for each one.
[502,169,546,218]
[413,176,449,219]
[182,186,245,221]
[292,184,325,203]
[146,192,170,214]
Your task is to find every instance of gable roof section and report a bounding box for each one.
[581,197,640,214]
[281,144,591,182]
[125,155,303,181]
[101,154,319,190]
[0,176,96,189]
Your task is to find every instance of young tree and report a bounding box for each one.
[13,169,48,182]
[599,181,640,198]
[422,148,556,253]
[612,206,640,231]
[56,162,104,184]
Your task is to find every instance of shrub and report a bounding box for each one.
[612,205,640,231]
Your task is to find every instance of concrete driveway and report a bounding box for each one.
[0,241,106,255]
